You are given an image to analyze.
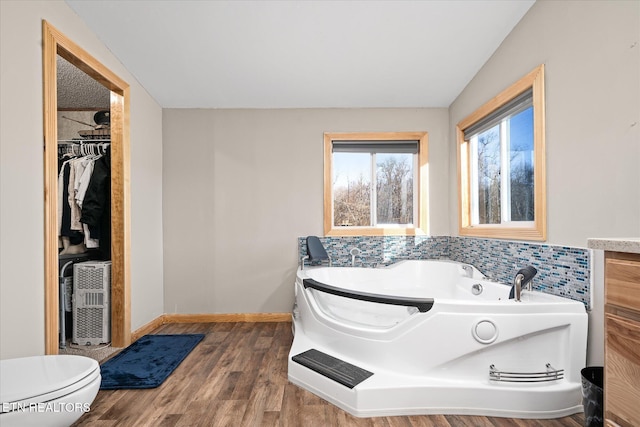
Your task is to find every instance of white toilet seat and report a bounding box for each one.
[0,355,100,413]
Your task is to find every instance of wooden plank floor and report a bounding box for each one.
[74,322,585,426]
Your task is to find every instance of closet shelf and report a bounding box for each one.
[78,129,110,139]
[58,139,111,144]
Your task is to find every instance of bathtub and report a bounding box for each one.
[287,260,588,418]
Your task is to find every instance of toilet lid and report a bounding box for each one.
[0,355,100,405]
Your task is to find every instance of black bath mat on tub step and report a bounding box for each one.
[292,348,374,388]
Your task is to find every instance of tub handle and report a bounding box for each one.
[489,363,564,382]
[302,278,434,313]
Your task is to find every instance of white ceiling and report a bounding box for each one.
[65,0,535,109]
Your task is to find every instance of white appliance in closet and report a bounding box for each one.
[72,260,111,345]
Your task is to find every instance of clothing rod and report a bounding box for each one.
[58,140,111,144]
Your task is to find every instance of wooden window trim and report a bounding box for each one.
[323,132,428,236]
[456,65,546,241]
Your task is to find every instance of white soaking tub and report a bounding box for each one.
[288,260,588,419]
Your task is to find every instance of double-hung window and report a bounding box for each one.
[457,65,546,240]
[324,132,428,236]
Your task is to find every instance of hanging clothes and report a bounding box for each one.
[80,146,111,260]
[57,142,110,258]
[58,159,84,246]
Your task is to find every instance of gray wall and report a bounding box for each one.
[162,108,449,314]
[449,0,640,247]
[0,1,164,358]
[448,0,639,366]
[1,0,637,363]
[161,1,640,319]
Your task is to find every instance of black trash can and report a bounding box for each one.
[581,366,604,427]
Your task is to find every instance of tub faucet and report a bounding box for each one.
[350,247,361,267]
[510,266,538,302]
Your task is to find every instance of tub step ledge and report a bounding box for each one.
[291,349,374,389]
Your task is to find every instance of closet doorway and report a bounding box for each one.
[42,21,131,354]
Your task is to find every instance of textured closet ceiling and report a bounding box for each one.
[64,0,535,109]
[57,55,110,110]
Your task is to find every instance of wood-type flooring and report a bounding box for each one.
[73,322,586,427]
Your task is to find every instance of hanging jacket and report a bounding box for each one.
[80,148,110,241]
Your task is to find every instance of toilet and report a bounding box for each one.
[0,355,100,427]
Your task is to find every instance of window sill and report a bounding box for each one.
[458,223,546,241]
[325,226,428,237]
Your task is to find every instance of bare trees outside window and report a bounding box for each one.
[324,132,428,236]
[333,153,371,227]
[333,153,414,227]
[457,64,545,241]
[376,154,414,225]
[469,106,534,225]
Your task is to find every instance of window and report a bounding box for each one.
[457,65,546,240]
[324,132,428,236]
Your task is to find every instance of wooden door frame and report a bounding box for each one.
[42,21,131,354]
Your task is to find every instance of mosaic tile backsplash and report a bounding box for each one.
[298,236,591,308]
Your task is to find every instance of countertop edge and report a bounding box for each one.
[587,238,640,254]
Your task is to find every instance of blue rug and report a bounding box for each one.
[100,334,205,389]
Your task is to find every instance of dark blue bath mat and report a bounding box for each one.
[99,334,205,389]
